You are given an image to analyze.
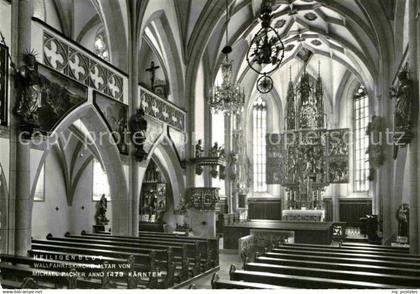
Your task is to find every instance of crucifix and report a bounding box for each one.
[145,61,160,91]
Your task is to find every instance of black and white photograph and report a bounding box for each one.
[0,0,419,292]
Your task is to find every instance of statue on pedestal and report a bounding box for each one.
[13,52,42,131]
[396,204,409,238]
[210,142,219,157]
[390,66,414,145]
[95,194,109,225]
[195,139,203,158]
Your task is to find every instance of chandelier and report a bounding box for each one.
[210,0,244,115]
[246,0,285,94]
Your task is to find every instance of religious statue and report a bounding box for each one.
[218,145,225,159]
[116,108,128,154]
[195,139,203,158]
[396,203,409,238]
[95,194,109,226]
[210,142,219,157]
[390,66,414,145]
[366,115,385,179]
[155,199,166,223]
[128,108,148,162]
[142,189,157,222]
[13,52,42,129]
[229,152,239,181]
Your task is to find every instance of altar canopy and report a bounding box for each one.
[267,66,349,210]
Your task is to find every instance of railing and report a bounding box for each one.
[32,17,128,104]
[31,18,186,133]
[139,86,186,132]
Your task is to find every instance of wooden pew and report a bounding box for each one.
[255,256,420,278]
[86,231,219,267]
[277,244,417,258]
[281,242,410,253]
[210,273,285,289]
[0,262,104,289]
[0,277,55,289]
[271,247,420,264]
[63,234,193,279]
[30,241,166,288]
[137,231,220,267]
[342,242,409,252]
[244,262,420,288]
[1,254,102,274]
[263,251,420,270]
[52,235,189,282]
[229,265,401,289]
[25,250,149,289]
[79,233,206,273]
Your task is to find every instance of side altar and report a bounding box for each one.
[267,61,349,220]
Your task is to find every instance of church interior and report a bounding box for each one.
[0,0,420,290]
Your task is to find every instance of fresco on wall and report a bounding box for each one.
[37,63,87,133]
[93,91,129,154]
[0,44,8,126]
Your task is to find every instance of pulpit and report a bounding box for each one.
[282,209,325,222]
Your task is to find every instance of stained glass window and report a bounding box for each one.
[253,97,267,192]
[353,86,369,191]
[94,30,110,61]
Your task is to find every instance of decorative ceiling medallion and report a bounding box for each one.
[274,19,286,29]
[297,47,313,63]
[304,12,318,21]
[285,44,295,51]
[311,39,322,46]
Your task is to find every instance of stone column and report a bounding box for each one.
[127,1,141,237]
[12,0,33,255]
[378,65,397,244]
[409,0,420,254]
[224,114,233,213]
[203,78,212,188]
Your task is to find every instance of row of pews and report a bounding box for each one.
[212,241,419,289]
[0,231,219,289]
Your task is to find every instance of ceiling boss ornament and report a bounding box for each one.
[246,0,285,94]
[209,0,245,115]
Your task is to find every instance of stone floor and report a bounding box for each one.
[188,249,242,289]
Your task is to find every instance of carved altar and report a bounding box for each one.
[139,160,167,224]
[267,63,349,218]
[282,209,325,222]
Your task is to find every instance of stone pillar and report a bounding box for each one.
[12,0,33,255]
[224,114,233,213]
[409,0,420,254]
[203,79,212,188]
[127,1,141,237]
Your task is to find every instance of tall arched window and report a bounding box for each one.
[353,86,369,191]
[93,158,111,201]
[253,97,267,192]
